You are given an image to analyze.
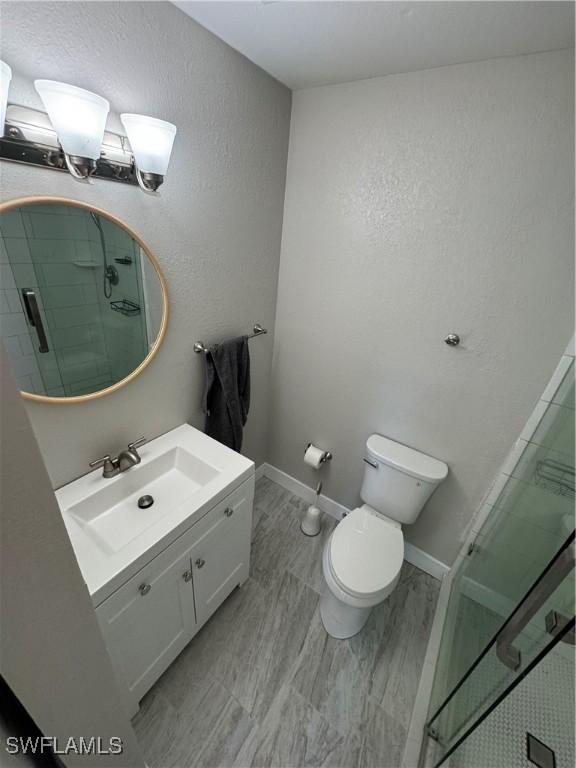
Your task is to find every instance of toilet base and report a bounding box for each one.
[320,587,372,639]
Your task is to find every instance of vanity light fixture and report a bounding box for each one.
[0,61,12,136]
[34,80,110,180]
[120,114,177,192]
[0,75,177,192]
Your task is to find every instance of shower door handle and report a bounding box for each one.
[21,289,49,353]
[545,609,575,645]
[496,534,575,671]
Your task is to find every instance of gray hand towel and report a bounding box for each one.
[202,335,250,452]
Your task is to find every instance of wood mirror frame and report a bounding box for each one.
[0,196,169,404]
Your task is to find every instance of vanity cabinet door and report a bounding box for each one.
[190,480,253,628]
[96,541,196,716]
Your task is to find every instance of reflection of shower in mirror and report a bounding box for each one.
[0,198,168,402]
[89,210,119,299]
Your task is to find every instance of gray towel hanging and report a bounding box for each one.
[202,335,250,452]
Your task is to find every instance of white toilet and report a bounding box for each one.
[320,434,448,639]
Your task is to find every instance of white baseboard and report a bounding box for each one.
[460,575,513,618]
[404,542,449,581]
[257,462,449,581]
[258,462,350,520]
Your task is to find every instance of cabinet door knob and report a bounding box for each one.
[138,582,151,596]
[195,558,206,569]
[182,570,193,583]
[224,507,234,517]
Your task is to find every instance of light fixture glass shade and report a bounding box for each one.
[0,60,12,137]
[34,80,109,160]
[120,114,177,175]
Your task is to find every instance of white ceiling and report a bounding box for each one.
[174,1,575,90]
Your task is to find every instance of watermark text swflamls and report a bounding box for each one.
[5,736,124,755]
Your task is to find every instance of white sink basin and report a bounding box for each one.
[56,424,254,606]
[67,447,220,554]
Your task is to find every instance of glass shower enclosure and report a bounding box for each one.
[425,355,575,767]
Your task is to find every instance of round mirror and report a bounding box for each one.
[0,197,168,402]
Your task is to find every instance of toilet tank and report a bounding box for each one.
[360,434,448,525]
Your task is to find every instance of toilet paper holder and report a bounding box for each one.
[305,443,333,463]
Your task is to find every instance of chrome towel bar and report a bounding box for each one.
[193,323,267,354]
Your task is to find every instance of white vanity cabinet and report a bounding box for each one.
[188,479,253,627]
[95,477,254,716]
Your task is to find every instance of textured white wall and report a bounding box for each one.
[0,343,145,767]
[1,1,291,487]
[269,50,574,565]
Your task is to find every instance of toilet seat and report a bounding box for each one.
[328,506,404,600]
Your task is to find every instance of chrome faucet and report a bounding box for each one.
[89,438,147,478]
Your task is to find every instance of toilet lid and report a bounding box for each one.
[330,507,404,597]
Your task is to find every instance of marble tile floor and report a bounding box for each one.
[133,477,440,768]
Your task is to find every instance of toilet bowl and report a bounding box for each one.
[320,434,448,639]
[320,505,404,638]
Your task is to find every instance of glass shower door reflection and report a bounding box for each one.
[427,356,575,766]
[427,534,574,764]
[1,203,153,398]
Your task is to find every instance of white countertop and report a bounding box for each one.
[56,424,254,606]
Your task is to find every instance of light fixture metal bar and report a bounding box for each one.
[0,104,139,186]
